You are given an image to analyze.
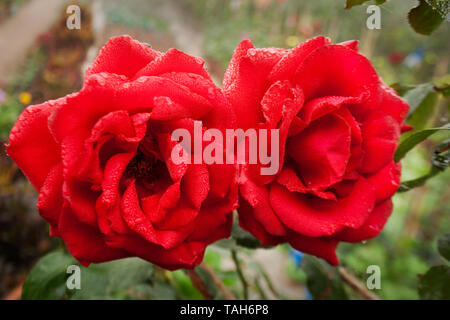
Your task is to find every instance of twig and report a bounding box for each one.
[337,267,380,300]
[200,263,236,300]
[231,249,249,300]
[184,269,214,300]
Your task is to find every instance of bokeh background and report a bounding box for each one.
[0,0,448,300]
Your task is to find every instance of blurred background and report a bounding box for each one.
[0,0,448,300]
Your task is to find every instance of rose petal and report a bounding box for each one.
[58,203,129,266]
[360,111,400,174]
[7,99,63,190]
[287,232,339,266]
[333,200,393,242]
[270,178,376,237]
[85,35,160,79]
[238,199,285,246]
[287,113,351,189]
[134,48,211,81]
[366,161,401,203]
[268,36,330,82]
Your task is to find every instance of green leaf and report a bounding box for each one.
[408,0,444,35]
[22,251,155,300]
[389,83,416,96]
[231,222,261,249]
[22,251,76,300]
[69,257,154,299]
[397,166,439,192]
[398,151,449,192]
[402,84,439,136]
[424,0,450,18]
[438,233,450,261]
[301,255,349,300]
[345,0,386,9]
[418,265,450,299]
[403,83,435,117]
[394,123,450,162]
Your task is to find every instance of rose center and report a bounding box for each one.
[126,149,165,183]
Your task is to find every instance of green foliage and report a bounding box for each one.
[0,95,23,140]
[345,0,447,35]
[22,251,156,300]
[404,83,437,121]
[68,258,154,299]
[171,270,203,299]
[408,0,445,35]
[345,0,386,9]
[301,255,349,300]
[418,266,450,299]
[438,233,450,261]
[417,231,450,299]
[394,123,450,162]
[0,49,46,140]
[397,134,450,192]
[21,251,76,300]
[231,221,261,249]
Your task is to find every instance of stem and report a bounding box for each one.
[254,262,280,299]
[231,249,249,300]
[200,263,236,300]
[337,267,380,300]
[184,269,214,300]
[254,277,268,300]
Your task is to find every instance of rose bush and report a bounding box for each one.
[7,36,237,270]
[224,36,410,265]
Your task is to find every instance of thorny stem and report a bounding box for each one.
[231,249,249,300]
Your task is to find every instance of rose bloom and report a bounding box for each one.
[224,36,410,265]
[7,36,237,270]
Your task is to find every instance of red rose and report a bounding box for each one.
[224,37,409,265]
[7,36,237,270]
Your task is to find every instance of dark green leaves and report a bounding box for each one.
[22,251,76,300]
[69,257,154,299]
[438,233,450,262]
[394,82,449,192]
[394,123,450,162]
[231,222,261,249]
[301,255,349,300]
[345,0,386,9]
[21,251,155,300]
[345,0,448,35]
[418,266,450,299]
[404,83,437,119]
[418,233,450,299]
[408,0,445,35]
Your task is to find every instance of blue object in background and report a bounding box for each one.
[289,248,304,267]
[404,48,425,68]
[289,248,312,300]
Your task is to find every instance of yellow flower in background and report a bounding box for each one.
[19,92,32,105]
[285,35,300,48]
